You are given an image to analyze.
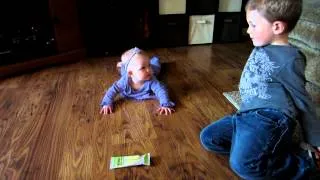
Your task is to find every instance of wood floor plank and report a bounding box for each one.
[0,71,62,179]
[24,73,74,179]
[0,43,252,179]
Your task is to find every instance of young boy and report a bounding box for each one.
[200,0,319,179]
[100,47,175,115]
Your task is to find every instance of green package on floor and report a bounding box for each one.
[110,153,151,169]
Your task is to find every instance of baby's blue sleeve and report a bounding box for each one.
[100,79,124,106]
[150,79,175,107]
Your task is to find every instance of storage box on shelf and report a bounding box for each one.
[186,0,218,45]
[188,15,215,45]
[155,0,219,46]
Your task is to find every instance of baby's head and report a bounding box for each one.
[123,47,153,82]
[245,0,302,46]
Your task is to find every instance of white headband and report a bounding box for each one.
[124,47,142,72]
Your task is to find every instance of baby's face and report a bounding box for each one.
[129,54,153,82]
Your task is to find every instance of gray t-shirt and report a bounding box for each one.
[239,44,319,146]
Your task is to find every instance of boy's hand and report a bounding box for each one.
[100,105,113,115]
[157,107,175,115]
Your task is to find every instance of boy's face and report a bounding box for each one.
[246,9,274,46]
[129,54,152,82]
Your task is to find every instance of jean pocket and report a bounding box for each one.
[254,109,291,154]
[255,109,283,127]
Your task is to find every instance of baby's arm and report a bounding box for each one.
[150,80,175,115]
[100,80,123,115]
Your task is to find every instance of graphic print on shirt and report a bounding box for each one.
[239,48,279,102]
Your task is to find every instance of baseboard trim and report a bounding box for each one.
[0,49,86,78]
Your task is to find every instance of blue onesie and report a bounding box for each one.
[101,56,175,107]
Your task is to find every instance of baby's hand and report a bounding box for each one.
[157,106,175,115]
[100,105,113,115]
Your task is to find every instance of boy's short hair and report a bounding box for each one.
[245,0,302,33]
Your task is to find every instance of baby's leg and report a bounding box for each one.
[116,62,122,68]
[150,56,161,76]
[200,115,233,154]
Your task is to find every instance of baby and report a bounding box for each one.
[100,47,175,115]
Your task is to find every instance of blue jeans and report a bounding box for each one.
[200,108,312,179]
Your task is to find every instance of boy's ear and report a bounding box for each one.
[272,21,286,35]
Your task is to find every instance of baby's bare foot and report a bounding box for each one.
[116,62,122,68]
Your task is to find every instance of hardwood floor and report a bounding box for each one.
[0,42,252,179]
